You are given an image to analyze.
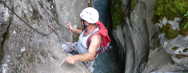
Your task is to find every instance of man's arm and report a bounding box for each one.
[67,23,82,34]
[70,28,82,34]
[65,34,101,64]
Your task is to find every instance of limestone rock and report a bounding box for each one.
[0,0,90,73]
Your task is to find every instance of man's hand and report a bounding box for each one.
[66,23,73,32]
[66,23,82,34]
[65,56,78,64]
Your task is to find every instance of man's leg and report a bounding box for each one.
[62,42,75,53]
[62,42,79,55]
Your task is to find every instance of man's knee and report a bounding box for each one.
[62,42,74,53]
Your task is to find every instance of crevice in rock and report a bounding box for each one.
[0,18,12,62]
[0,1,13,62]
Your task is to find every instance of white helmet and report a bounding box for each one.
[80,7,99,24]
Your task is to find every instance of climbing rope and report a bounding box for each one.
[0,0,56,36]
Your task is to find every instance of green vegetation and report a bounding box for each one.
[161,24,179,39]
[179,11,188,35]
[131,0,136,9]
[160,16,188,39]
[183,48,188,52]
[184,11,188,17]
[111,0,124,28]
[171,46,179,50]
[156,0,188,38]
[111,0,137,28]
[154,0,188,21]
[182,22,188,29]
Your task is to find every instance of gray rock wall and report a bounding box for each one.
[0,0,11,61]
[111,0,188,73]
[112,0,156,73]
[0,0,90,73]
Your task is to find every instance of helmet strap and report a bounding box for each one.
[83,24,88,30]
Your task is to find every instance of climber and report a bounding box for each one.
[62,7,111,72]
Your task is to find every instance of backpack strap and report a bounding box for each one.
[87,33,108,55]
[86,32,100,49]
[87,21,111,55]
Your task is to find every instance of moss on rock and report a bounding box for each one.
[161,24,179,39]
[171,46,178,50]
[110,0,124,28]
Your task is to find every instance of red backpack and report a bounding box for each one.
[87,21,111,54]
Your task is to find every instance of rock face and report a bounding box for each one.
[0,0,90,73]
[0,2,10,61]
[111,0,188,72]
[1,0,188,73]
[111,0,157,73]
[146,18,188,73]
